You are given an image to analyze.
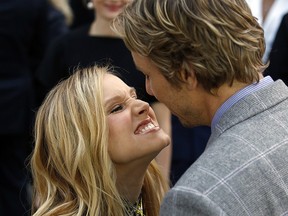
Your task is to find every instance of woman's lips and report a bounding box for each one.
[105,4,123,12]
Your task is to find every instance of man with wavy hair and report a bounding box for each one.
[113,0,288,215]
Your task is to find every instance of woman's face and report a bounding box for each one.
[103,74,170,164]
[93,0,131,21]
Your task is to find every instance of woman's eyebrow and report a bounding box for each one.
[105,87,136,107]
[129,87,137,95]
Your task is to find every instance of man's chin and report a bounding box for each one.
[178,117,200,128]
[176,116,189,127]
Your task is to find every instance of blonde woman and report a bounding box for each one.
[37,0,172,182]
[31,65,170,216]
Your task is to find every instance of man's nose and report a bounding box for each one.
[146,79,154,96]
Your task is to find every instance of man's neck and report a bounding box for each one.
[205,80,253,125]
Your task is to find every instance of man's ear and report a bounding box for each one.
[180,68,198,90]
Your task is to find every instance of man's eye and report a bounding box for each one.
[110,105,123,114]
[145,75,150,80]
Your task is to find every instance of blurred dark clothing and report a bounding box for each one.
[36,24,156,106]
[170,115,211,185]
[0,0,68,134]
[265,13,288,85]
[0,135,31,216]
[0,0,68,215]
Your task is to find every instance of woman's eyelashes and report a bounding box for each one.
[110,104,124,114]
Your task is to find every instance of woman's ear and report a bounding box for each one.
[180,68,198,91]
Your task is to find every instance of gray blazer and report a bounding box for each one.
[161,80,288,216]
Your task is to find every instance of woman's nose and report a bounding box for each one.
[132,99,149,115]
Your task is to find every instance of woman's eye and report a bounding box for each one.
[110,105,123,114]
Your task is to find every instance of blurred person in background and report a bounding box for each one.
[246,0,288,85]
[246,0,288,63]
[0,0,68,215]
[265,12,288,85]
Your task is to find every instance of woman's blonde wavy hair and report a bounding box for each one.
[31,65,168,216]
[113,0,268,91]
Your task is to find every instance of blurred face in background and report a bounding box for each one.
[93,0,131,21]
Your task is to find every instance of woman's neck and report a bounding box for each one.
[115,163,148,203]
[89,18,119,37]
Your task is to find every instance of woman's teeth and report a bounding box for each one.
[136,122,158,134]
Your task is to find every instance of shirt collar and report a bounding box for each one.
[211,76,274,130]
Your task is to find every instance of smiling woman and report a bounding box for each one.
[36,0,172,182]
[30,65,170,216]
[104,72,170,165]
